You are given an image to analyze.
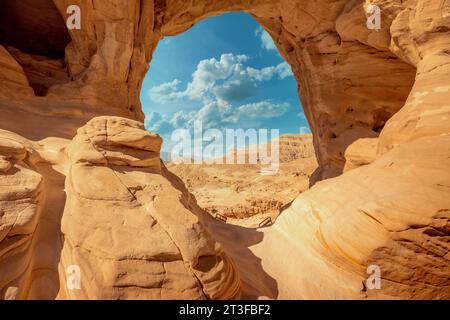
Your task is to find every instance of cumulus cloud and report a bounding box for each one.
[184,54,250,100]
[145,100,289,135]
[255,27,276,51]
[145,53,293,138]
[147,53,292,105]
[246,63,293,81]
[275,62,294,79]
[238,101,290,119]
[214,79,258,103]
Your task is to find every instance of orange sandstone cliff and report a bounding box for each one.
[0,0,449,299]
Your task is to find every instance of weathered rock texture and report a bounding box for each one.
[58,117,240,299]
[0,0,449,299]
[168,134,317,226]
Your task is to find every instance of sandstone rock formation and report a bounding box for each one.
[0,0,449,299]
[0,117,241,299]
[168,134,317,226]
[0,130,44,300]
[58,117,240,299]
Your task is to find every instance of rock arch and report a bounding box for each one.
[0,0,449,299]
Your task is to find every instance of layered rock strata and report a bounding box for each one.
[0,0,449,299]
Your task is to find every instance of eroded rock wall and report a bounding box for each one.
[0,0,449,299]
[0,0,417,172]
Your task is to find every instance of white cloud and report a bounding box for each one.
[214,79,258,103]
[246,66,276,81]
[184,54,250,100]
[255,27,276,51]
[145,53,293,140]
[148,79,182,103]
[275,62,294,79]
[146,100,290,135]
[147,53,292,105]
[237,101,290,119]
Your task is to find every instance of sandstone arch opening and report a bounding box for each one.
[150,2,418,185]
[0,0,71,96]
[142,12,317,227]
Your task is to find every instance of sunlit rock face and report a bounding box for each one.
[58,117,241,299]
[0,0,449,299]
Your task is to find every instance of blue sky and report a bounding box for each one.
[141,12,310,155]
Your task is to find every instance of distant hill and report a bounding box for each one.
[165,134,315,165]
[167,133,318,227]
[225,133,315,164]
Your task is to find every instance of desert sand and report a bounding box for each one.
[0,0,449,299]
[168,134,317,228]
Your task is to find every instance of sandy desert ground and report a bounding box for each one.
[168,134,318,228]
